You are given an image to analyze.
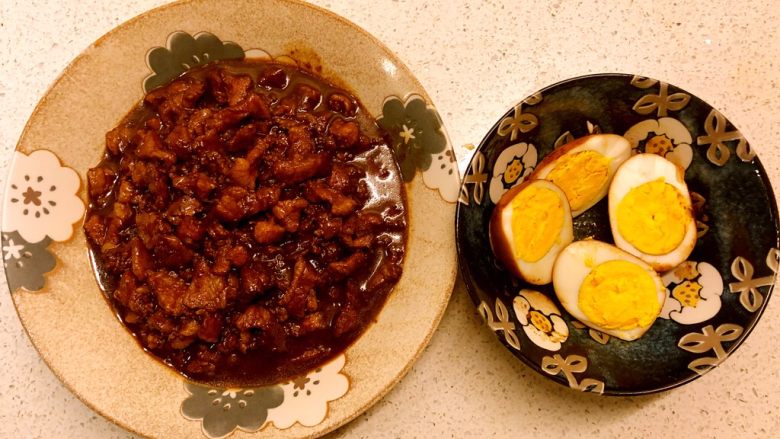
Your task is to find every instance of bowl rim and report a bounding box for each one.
[454,71,780,396]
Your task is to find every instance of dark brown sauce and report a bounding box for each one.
[84,60,407,386]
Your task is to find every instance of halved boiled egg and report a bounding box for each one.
[608,153,696,272]
[532,134,631,216]
[552,240,666,341]
[490,179,574,285]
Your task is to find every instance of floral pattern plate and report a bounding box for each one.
[1,1,459,437]
[456,73,779,395]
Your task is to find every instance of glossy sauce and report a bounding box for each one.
[84,60,407,386]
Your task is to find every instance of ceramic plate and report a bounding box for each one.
[1,0,459,437]
[456,73,779,395]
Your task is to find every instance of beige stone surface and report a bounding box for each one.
[2,0,779,438]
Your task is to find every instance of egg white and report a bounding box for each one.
[608,153,697,272]
[532,134,631,217]
[491,179,574,285]
[552,240,666,341]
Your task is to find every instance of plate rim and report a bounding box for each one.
[4,0,459,436]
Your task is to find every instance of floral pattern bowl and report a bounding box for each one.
[456,73,779,395]
[1,0,459,437]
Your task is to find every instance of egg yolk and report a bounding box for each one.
[511,185,564,262]
[545,150,610,211]
[616,178,690,255]
[579,260,661,330]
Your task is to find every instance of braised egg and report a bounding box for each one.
[552,240,666,341]
[532,134,631,216]
[490,179,574,285]
[608,153,696,271]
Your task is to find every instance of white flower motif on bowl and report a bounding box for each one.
[488,142,537,204]
[512,289,568,351]
[660,261,724,324]
[623,117,693,170]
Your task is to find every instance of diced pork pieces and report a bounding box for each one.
[84,61,406,385]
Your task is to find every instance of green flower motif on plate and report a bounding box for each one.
[2,231,55,292]
[144,31,245,93]
[181,383,283,439]
[377,94,447,182]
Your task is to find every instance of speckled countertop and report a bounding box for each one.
[2,0,779,437]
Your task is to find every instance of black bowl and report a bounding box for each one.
[455,73,779,395]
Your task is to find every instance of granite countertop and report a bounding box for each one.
[2,0,779,437]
